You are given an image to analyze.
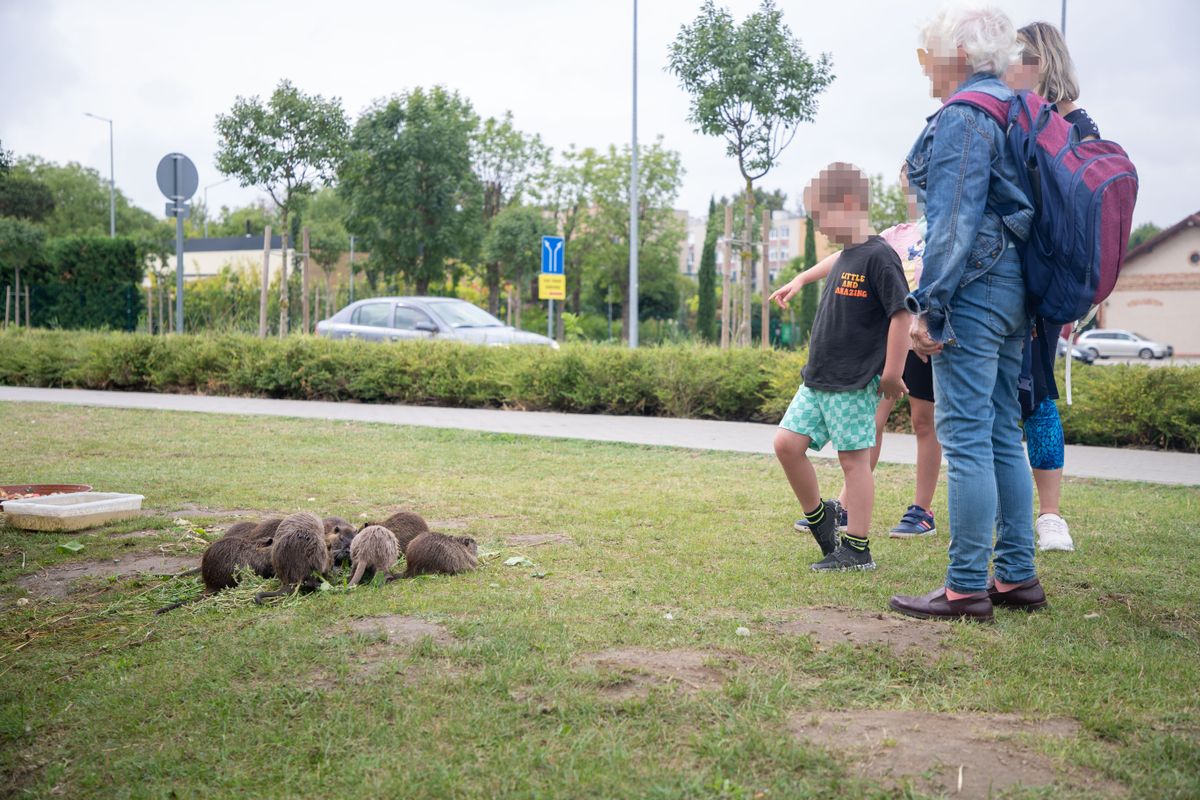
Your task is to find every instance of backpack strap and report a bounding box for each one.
[942,90,1011,128]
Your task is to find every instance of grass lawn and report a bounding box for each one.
[1,401,1197,799]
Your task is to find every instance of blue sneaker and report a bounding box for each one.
[794,499,847,533]
[888,504,937,539]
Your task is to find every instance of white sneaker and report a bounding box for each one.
[1036,513,1075,552]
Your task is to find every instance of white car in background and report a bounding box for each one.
[1075,329,1173,360]
[316,297,559,348]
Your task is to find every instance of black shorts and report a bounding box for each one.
[903,350,935,403]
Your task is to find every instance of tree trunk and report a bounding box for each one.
[721,204,732,350]
[761,208,771,350]
[278,222,290,337]
[259,225,272,338]
[740,179,754,347]
[301,227,311,335]
[13,268,20,328]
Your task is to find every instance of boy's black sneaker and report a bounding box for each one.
[810,538,877,572]
[804,500,840,556]
[794,499,847,534]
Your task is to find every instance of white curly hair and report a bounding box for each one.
[922,3,1022,76]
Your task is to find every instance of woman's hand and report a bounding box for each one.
[910,315,942,360]
[769,278,804,310]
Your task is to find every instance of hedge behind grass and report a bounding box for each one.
[1,329,1197,450]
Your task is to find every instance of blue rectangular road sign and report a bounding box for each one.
[541,236,564,274]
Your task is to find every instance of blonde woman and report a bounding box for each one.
[1004,22,1100,554]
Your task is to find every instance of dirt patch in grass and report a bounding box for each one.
[788,710,1122,799]
[574,648,742,701]
[108,528,170,540]
[505,533,575,547]
[773,606,949,655]
[309,615,459,688]
[152,503,275,519]
[16,553,200,598]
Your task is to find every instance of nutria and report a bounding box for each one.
[156,535,275,614]
[348,525,400,586]
[378,511,430,555]
[231,516,284,544]
[396,532,478,578]
[253,512,333,604]
[324,516,357,566]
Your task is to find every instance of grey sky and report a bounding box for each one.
[1,0,1195,231]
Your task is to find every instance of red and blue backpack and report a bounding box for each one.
[947,90,1138,326]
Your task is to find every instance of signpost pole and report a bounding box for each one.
[174,158,184,334]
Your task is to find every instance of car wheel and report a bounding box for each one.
[1138,348,1153,359]
[1086,347,1099,359]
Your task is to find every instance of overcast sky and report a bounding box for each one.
[1,0,1196,232]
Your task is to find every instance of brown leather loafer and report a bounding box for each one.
[987,576,1048,612]
[889,587,994,623]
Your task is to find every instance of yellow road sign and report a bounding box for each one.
[538,274,566,300]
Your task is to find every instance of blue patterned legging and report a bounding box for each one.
[1025,397,1065,470]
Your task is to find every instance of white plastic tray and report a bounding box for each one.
[2,492,145,531]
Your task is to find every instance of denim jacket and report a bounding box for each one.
[903,73,1034,343]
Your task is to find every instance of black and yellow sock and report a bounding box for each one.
[844,534,870,551]
[804,502,826,527]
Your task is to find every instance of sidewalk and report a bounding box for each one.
[3,387,1198,486]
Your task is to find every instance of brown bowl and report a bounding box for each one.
[0,484,94,509]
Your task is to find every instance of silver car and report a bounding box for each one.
[315,297,559,349]
[1075,329,1173,360]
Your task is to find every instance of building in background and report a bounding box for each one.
[682,208,836,290]
[676,211,708,277]
[1101,212,1200,356]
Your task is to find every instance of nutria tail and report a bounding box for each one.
[155,596,199,615]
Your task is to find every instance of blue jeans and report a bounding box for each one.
[931,252,1036,593]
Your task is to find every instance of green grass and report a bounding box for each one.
[0,402,1197,799]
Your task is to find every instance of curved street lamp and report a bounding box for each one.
[83,112,114,237]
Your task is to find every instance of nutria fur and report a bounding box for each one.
[378,511,430,555]
[324,516,357,566]
[155,535,274,614]
[397,532,478,578]
[254,512,333,604]
[223,516,283,545]
[348,525,400,586]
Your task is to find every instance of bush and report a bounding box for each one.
[0,330,1196,450]
[30,236,142,331]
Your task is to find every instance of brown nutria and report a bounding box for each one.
[220,520,258,540]
[395,532,478,579]
[254,512,333,604]
[156,535,275,614]
[324,516,357,566]
[377,510,430,555]
[348,525,400,586]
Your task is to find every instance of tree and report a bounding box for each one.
[0,173,55,222]
[578,139,685,341]
[545,145,600,322]
[696,196,718,342]
[0,217,46,325]
[207,200,279,238]
[484,204,554,328]
[474,112,551,314]
[11,157,158,238]
[340,86,482,295]
[795,215,820,345]
[1128,222,1162,251]
[869,173,907,231]
[215,79,349,334]
[668,0,833,346]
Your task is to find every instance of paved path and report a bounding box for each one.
[3,387,1198,486]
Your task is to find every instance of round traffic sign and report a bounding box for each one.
[155,153,199,201]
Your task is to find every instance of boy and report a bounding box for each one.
[772,163,911,571]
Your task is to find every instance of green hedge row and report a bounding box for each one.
[1,330,1196,450]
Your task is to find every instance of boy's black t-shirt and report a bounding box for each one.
[801,235,909,392]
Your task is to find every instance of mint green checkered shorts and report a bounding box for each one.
[778,376,881,452]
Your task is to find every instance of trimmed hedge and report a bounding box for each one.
[1,330,1197,450]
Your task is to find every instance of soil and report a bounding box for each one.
[310,615,459,688]
[773,606,949,655]
[788,710,1122,799]
[574,648,741,701]
[505,534,575,547]
[16,553,200,598]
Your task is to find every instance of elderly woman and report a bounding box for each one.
[889,4,1045,622]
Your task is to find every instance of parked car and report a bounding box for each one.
[315,297,559,349]
[1075,329,1173,360]
[1057,338,1095,364]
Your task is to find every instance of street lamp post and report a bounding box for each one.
[202,178,230,238]
[84,112,114,237]
[628,0,639,348]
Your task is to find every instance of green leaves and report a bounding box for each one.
[667,0,834,180]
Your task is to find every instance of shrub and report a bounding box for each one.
[1,330,1196,451]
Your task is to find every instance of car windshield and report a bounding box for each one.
[428,300,504,328]
[1134,333,1149,340]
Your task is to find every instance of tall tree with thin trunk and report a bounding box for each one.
[668,0,833,346]
[215,79,348,335]
[796,214,819,345]
[696,196,718,343]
